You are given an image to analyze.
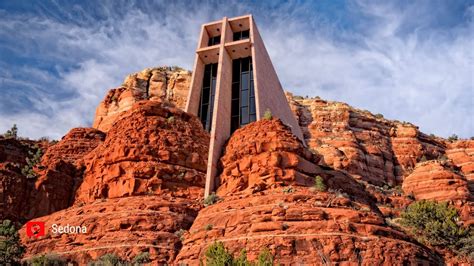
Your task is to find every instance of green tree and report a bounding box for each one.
[205,242,234,266]
[21,147,43,179]
[400,200,466,247]
[132,251,150,264]
[29,253,65,266]
[4,124,18,139]
[257,248,273,266]
[0,219,25,265]
[448,134,459,142]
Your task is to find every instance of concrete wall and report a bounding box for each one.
[250,16,305,142]
[205,18,233,197]
[187,15,306,197]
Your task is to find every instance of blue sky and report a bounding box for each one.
[0,0,473,139]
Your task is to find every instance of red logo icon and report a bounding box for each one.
[26,221,45,238]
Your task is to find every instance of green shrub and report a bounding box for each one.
[132,251,151,264]
[233,249,251,266]
[167,116,175,123]
[419,155,427,162]
[0,219,25,265]
[313,175,326,192]
[88,253,127,266]
[205,224,213,231]
[204,242,275,266]
[457,230,474,260]
[29,253,66,266]
[174,229,186,241]
[263,109,273,120]
[3,124,18,139]
[205,242,234,266]
[21,147,43,179]
[448,134,459,142]
[400,200,468,249]
[204,193,219,206]
[257,248,274,266]
[282,186,294,194]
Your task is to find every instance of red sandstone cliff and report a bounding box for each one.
[1,66,470,264]
[93,67,191,132]
[20,101,210,264]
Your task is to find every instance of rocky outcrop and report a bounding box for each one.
[446,140,474,194]
[28,128,105,219]
[0,129,104,223]
[93,67,191,132]
[287,94,446,186]
[20,196,199,265]
[77,101,209,203]
[176,119,442,265]
[21,101,210,264]
[402,160,470,202]
[0,137,40,223]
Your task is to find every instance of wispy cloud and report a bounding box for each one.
[0,0,472,139]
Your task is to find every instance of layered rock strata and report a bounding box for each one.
[93,67,191,132]
[176,119,441,265]
[20,101,209,264]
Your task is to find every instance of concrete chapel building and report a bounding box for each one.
[185,15,304,197]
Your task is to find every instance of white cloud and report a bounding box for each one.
[0,0,472,139]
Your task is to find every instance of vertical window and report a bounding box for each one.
[230,56,256,133]
[198,63,218,131]
[208,35,221,46]
[233,30,250,41]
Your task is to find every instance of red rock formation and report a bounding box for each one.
[287,94,446,186]
[0,129,104,223]
[93,67,191,132]
[176,119,441,265]
[0,137,38,223]
[28,128,105,218]
[20,196,199,265]
[77,101,209,203]
[20,101,209,264]
[402,160,470,202]
[446,140,474,193]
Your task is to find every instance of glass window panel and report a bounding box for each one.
[211,78,216,95]
[233,32,240,41]
[201,104,208,121]
[241,90,248,107]
[232,60,240,81]
[242,30,249,39]
[250,81,254,96]
[249,114,256,122]
[231,99,239,116]
[211,64,217,77]
[205,64,211,72]
[232,83,239,99]
[250,97,255,113]
[241,73,249,91]
[231,116,239,132]
[203,72,210,86]
[242,58,249,72]
[202,88,210,104]
[241,107,249,124]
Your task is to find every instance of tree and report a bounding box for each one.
[400,200,467,247]
[0,219,25,265]
[4,124,18,139]
[205,242,234,266]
